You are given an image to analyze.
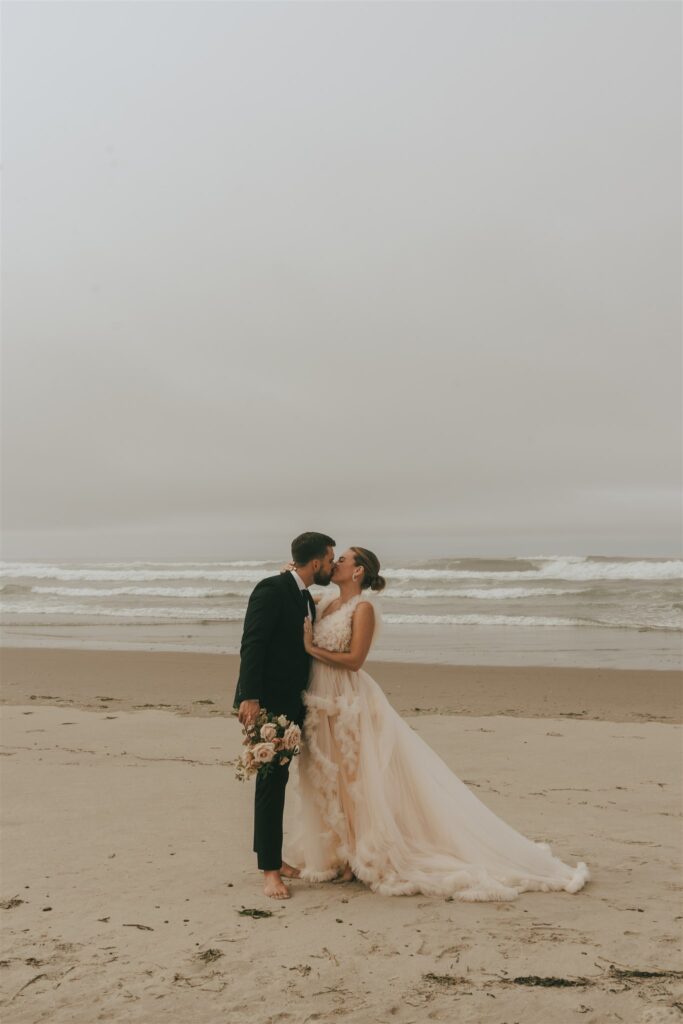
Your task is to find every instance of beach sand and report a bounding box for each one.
[1,647,681,1023]
[1,646,681,723]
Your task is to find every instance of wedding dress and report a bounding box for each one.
[284,592,589,901]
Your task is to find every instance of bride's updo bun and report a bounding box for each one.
[351,547,386,593]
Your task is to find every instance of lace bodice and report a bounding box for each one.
[313,592,374,653]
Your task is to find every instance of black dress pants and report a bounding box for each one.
[253,760,290,871]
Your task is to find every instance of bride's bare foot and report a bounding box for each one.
[263,870,290,899]
[280,861,301,879]
[332,865,355,883]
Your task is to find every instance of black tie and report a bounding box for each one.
[301,589,313,617]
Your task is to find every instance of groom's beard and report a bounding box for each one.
[313,569,334,586]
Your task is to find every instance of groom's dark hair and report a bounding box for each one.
[291,532,336,566]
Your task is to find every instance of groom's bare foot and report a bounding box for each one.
[280,861,301,879]
[263,870,290,899]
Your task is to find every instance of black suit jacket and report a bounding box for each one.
[233,572,316,727]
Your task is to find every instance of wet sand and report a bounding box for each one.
[1,646,681,723]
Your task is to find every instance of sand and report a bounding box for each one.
[1,646,681,723]
[1,647,682,1023]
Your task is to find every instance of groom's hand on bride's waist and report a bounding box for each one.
[238,699,260,726]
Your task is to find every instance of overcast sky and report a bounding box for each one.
[2,1,681,562]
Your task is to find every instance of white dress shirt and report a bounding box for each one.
[290,569,313,620]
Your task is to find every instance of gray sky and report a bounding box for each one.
[2,0,681,562]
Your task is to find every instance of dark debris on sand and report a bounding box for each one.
[0,897,26,910]
[195,948,224,963]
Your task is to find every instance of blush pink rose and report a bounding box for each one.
[251,742,276,764]
[259,723,277,742]
[283,724,301,749]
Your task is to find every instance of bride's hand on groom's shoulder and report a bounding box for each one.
[280,561,295,573]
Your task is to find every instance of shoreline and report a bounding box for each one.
[1,645,680,724]
[2,618,681,671]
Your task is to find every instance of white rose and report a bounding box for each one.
[283,724,301,749]
[277,714,289,728]
[260,723,277,742]
[251,742,276,764]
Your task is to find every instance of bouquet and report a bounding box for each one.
[234,708,302,781]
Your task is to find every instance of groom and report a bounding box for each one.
[233,531,336,899]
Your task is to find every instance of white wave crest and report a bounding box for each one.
[389,587,582,600]
[2,556,681,583]
[30,586,249,599]
[26,584,581,601]
[384,557,683,583]
[382,612,680,630]
[0,566,271,583]
[0,602,246,620]
[2,602,679,631]
[383,613,589,627]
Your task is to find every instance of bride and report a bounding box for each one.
[284,546,590,901]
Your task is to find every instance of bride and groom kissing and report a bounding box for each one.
[233,532,590,902]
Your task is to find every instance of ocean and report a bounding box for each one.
[1,555,681,669]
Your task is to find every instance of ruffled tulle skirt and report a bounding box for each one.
[283,660,589,901]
